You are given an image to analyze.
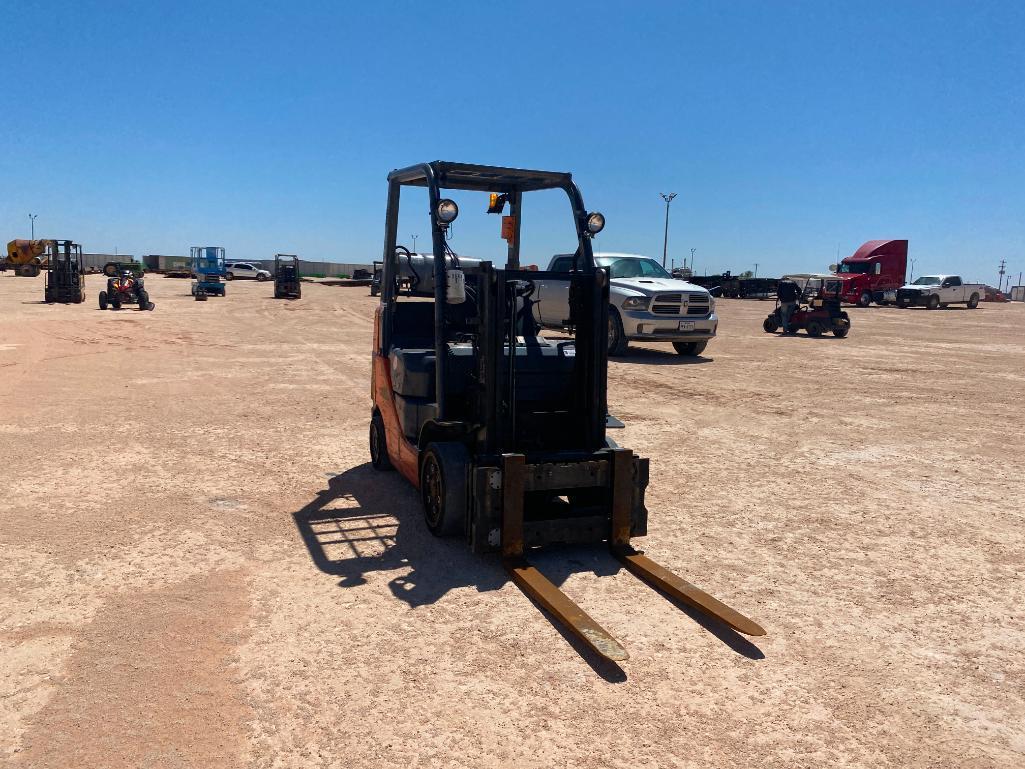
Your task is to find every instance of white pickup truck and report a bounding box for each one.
[532,252,718,356]
[895,275,983,309]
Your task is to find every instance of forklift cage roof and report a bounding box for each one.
[387,161,574,193]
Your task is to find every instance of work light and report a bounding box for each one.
[437,199,459,224]
[586,212,605,234]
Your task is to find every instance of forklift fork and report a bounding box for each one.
[500,450,764,664]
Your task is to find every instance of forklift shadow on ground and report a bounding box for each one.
[611,347,714,365]
[293,464,762,669]
[292,464,504,606]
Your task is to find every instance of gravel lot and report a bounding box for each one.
[2,272,1023,768]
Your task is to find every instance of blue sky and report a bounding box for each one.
[2,1,1023,283]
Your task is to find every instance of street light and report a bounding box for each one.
[28,214,37,239]
[660,193,677,268]
[411,234,418,253]
[909,258,916,282]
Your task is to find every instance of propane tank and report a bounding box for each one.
[447,269,466,304]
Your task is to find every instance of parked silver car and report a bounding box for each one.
[226,262,271,281]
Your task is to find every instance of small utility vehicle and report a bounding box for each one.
[370,161,763,663]
[763,274,850,337]
[99,267,154,310]
[273,254,302,299]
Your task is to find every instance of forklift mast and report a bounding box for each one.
[380,161,609,456]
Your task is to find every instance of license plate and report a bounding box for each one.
[678,321,695,331]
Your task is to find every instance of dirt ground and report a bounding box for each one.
[2,272,1023,769]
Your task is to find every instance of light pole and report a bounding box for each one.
[660,193,676,268]
[29,214,37,239]
[411,234,418,253]
[754,263,759,278]
[909,258,916,282]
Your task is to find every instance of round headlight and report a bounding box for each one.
[586,212,605,234]
[437,198,459,224]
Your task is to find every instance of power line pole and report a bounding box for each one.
[998,259,1006,291]
[29,214,37,239]
[659,193,676,268]
[754,262,759,278]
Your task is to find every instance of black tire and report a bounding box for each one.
[762,316,779,333]
[103,263,118,277]
[256,273,268,282]
[896,299,909,308]
[99,290,108,310]
[369,412,393,471]
[806,320,824,337]
[137,290,149,310]
[857,291,872,308]
[940,303,948,309]
[673,341,708,356]
[225,272,234,281]
[607,307,629,356]
[44,289,54,304]
[926,295,940,310]
[195,292,208,301]
[419,442,469,537]
[296,287,301,299]
[833,322,850,338]
[75,290,85,304]
[967,293,979,309]
[111,295,122,310]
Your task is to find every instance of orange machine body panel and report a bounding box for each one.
[371,305,421,486]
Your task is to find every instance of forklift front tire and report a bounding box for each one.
[369,413,393,471]
[419,442,468,537]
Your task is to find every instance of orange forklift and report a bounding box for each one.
[368,162,764,662]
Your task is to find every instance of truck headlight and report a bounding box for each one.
[621,296,648,310]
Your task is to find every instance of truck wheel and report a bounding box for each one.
[419,442,468,537]
[927,295,940,310]
[225,272,234,280]
[369,412,393,471]
[762,316,779,333]
[607,308,629,356]
[857,291,872,307]
[967,293,979,309]
[806,320,824,337]
[257,273,268,282]
[896,299,909,308]
[98,291,108,310]
[672,341,707,356]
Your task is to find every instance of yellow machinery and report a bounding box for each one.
[4,239,53,277]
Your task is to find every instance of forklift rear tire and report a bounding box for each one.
[608,308,629,356]
[419,442,468,537]
[369,413,393,471]
[806,320,824,337]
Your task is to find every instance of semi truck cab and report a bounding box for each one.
[832,239,908,307]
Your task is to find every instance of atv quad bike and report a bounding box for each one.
[99,270,154,310]
[763,274,849,337]
[370,161,764,664]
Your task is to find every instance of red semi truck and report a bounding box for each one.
[832,239,908,307]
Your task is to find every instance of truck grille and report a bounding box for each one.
[651,292,710,316]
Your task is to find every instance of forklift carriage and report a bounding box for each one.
[370,161,764,662]
[273,254,302,299]
[43,240,85,304]
[190,246,226,298]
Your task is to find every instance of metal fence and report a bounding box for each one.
[138,255,372,278]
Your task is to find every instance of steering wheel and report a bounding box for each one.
[511,279,536,298]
